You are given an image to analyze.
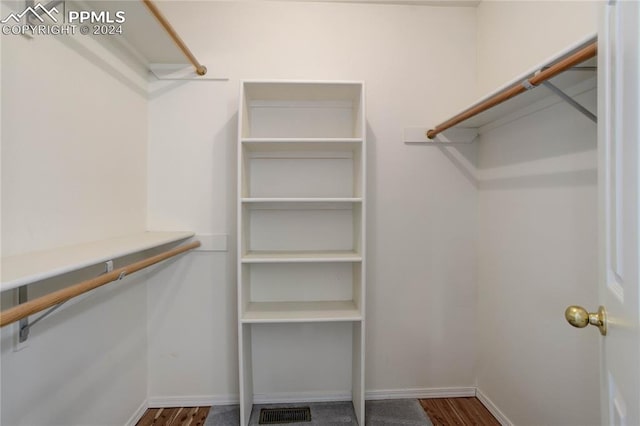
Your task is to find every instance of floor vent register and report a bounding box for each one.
[259,407,312,424]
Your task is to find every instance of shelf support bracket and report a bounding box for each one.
[19,290,67,343]
[542,81,597,123]
[16,260,115,342]
[17,286,29,343]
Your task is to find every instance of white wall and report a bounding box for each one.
[0,4,150,423]
[147,0,479,401]
[474,3,600,424]
[476,0,597,97]
[476,90,599,424]
[0,23,148,256]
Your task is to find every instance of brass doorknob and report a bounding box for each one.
[565,305,607,336]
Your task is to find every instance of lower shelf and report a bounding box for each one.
[241,301,362,323]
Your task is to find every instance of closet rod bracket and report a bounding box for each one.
[17,285,67,343]
[403,127,478,144]
[16,259,118,342]
[521,79,536,90]
[542,81,597,123]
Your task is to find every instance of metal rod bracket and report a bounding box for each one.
[16,258,116,342]
[18,286,29,343]
[18,287,67,343]
[521,79,536,90]
[542,81,597,123]
[404,127,478,144]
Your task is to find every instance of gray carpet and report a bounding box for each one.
[204,404,240,426]
[365,399,432,425]
[204,399,432,426]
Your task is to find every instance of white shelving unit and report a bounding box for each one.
[237,81,366,425]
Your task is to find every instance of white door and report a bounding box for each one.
[598,1,640,424]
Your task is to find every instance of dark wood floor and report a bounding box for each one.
[420,397,501,426]
[136,407,211,426]
[137,397,498,425]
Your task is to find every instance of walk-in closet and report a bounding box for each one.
[1,1,638,425]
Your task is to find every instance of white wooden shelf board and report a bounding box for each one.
[242,138,363,143]
[438,35,597,133]
[242,301,362,323]
[242,139,362,153]
[1,231,194,292]
[464,65,596,130]
[242,198,362,203]
[241,251,362,263]
[88,1,187,66]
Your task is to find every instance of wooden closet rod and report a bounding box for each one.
[0,240,201,328]
[141,0,207,76]
[426,41,598,139]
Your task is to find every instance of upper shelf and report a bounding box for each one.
[87,0,208,79]
[460,59,595,129]
[1,231,194,292]
[405,35,597,144]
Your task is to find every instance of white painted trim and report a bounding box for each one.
[253,391,353,404]
[125,400,148,426]
[147,387,480,409]
[148,391,352,407]
[365,387,476,400]
[476,388,513,426]
[148,394,239,408]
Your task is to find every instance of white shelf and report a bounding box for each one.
[242,198,362,203]
[242,138,363,143]
[87,1,204,78]
[463,60,596,130]
[242,139,362,153]
[417,35,597,142]
[0,231,194,292]
[242,301,362,323]
[468,37,597,130]
[241,251,362,263]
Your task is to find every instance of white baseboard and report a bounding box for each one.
[148,394,239,408]
[125,400,148,426]
[149,391,350,408]
[253,391,352,404]
[147,386,477,409]
[365,387,476,400]
[140,388,513,425]
[476,388,513,426]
